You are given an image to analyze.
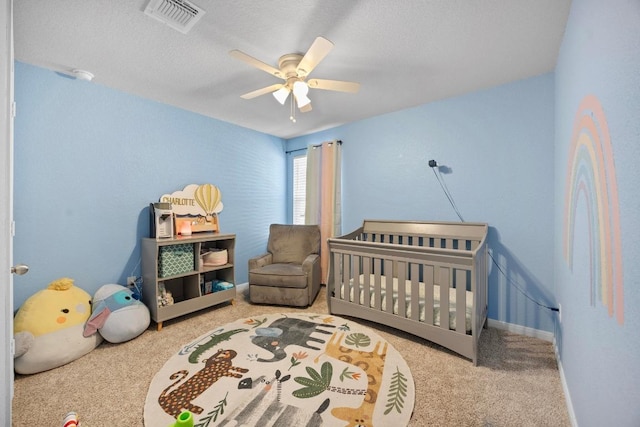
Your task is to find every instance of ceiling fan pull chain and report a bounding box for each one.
[290,94,296,123]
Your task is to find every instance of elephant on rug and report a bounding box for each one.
[251,317,335,362]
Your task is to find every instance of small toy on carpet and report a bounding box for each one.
[13,278,103,375]
[83,283,150,343]
[62,411,80,427]
[169,411,194,427]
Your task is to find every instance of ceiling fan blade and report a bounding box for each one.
[299,103,313,113]
[240,83,284,99]
[307,79,360,93]
[296,36,334,77]
[229,50,283,79]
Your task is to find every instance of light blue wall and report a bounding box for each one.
[288,73,557,333]
[554,0,640,425]
[13,62,286,308]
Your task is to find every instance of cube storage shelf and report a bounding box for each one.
[141,232,236,330]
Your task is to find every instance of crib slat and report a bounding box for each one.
[424,264,434,326]
[342,253,350,302]
[373,258,382,310]
[456,269,466,333]
[363,256,371,308]
[384,259,393,314]
[398,261,407,318]
[352,255,361,305]
[410,263,420,321]
[439,266,450,330]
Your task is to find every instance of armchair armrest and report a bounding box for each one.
[249,252,273,270]
[302,253,322,300]
[301,253,320,274]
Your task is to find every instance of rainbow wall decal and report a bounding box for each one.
[563,95,623,324]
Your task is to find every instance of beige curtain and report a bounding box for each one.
[305,141,342,283]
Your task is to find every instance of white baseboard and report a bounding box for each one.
[487,318,554,342]
[554,338,578,427]
[236,282,249,297]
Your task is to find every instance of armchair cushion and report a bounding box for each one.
[249,253,320,289]
[249,264,307,288]
[268,224,320,264]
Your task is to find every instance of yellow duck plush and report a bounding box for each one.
[14,278,102,375]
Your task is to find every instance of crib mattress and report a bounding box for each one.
[341,274,473,332]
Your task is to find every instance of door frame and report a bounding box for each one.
[1,0,15,422]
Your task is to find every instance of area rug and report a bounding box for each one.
[144,312,415,426]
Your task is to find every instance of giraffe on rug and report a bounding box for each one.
[316,332,388,427]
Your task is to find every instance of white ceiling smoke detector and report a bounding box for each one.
[71,69,94,81]
[144,0,206,34]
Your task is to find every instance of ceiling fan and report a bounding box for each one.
[229,36,360,120]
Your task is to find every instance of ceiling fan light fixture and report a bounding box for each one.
[292,80,311,108]
[273,86,290,104]
[295,94,311,108]
[292,80,309,97]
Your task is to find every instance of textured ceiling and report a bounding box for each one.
[13,0,571,139]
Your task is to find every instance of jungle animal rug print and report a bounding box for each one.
[144,313,415,427]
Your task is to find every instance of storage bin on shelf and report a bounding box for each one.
[201,279,234,295]
[158,244,194,277]
[200,248,228,269]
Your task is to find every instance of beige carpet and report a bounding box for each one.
[12,286,570,426]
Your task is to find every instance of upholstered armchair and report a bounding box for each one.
[248,224,321,307]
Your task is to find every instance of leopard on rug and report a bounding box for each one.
[144,313,415,426]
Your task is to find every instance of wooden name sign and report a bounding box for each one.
[160,184,223,234]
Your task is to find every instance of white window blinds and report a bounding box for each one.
[292,155,307,225]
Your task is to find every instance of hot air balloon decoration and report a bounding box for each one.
[194,184,222,221]
[159,184,224,235]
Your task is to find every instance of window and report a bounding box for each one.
[292,155,307,225]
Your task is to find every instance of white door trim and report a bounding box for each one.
[1,0,15,423]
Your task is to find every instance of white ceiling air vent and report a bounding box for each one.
[144,0,206,34]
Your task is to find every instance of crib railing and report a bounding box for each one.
[327,220,488,364]
[329,239,476,334]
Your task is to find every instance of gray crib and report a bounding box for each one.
[327,220,489,365]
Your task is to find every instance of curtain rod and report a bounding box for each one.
[285,140,342,154]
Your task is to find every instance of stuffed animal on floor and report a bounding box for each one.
[13,278,103,375]
[83,283,150,343]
